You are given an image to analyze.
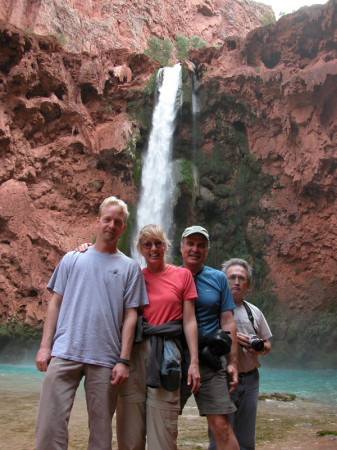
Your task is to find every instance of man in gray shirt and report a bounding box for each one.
[209,258,272,450]
[35,196,149,450]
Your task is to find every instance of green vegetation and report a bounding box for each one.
[51,33,68,46]
[143,71,158,96]
[190,35,207,50]
[0,321,42,339]
[102,96,114,113]
[259,11,276,26]
[144,35,207,66]
[118,204,136,256]
[175,34,207,62]
[259,393,296,401]
[0,321,42,363]
[316,430,337,436]
[180,158,194,188]
[174,35,191,61]
[144,37,173,66]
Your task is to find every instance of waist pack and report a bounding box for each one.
[199,329,232,372]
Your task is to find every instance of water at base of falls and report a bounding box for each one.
[132,64,182,262]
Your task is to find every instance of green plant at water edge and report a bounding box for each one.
[0,320,42,339]
[144,37,173,66]
[316,431,337,436]
[259,393,296,401]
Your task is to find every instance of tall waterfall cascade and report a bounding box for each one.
[190,61,201,160]
[132,64,182,261]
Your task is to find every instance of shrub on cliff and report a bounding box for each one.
[259,11,276,26]
[175,34,207,61]
[144,37,173,66]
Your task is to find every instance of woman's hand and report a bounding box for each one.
[76,243,92,252]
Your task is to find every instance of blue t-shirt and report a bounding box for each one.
[193,265,235,343]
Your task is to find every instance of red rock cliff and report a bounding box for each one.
[0,0,274,53]
[189,0,337,307]
[1,0,336,366]
[0,21,159,327]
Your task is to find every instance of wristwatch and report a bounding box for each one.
[117,358,130,366]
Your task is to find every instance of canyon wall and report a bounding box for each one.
[0,0,336,366]
[0,0,274,54]
[173,0,337,366]
[0,22,159,354]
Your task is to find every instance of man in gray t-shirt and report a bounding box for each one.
[35,196,148,450]
[209,258,272,450]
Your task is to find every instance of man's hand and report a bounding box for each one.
[111,362,130,386]
[36,347,51,372]
[237,332,250,348]
[237,332,269,356]
[227,363,238,393]
[187,361,201,394]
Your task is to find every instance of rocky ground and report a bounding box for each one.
[1,391,336,450]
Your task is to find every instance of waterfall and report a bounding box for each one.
[132,63,182,260]
[190,61,201,160]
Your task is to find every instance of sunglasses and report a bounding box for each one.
[142,241,165,249]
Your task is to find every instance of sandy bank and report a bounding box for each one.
[0,389,336,449]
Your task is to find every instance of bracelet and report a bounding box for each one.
[117,358,130,366]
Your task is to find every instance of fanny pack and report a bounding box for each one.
[199,329,232,372]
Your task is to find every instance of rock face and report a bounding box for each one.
[0,0,274,54]
[1,0,337,367]
[177,0,337,366]
[0,21,159,333]
[188,0,337,305]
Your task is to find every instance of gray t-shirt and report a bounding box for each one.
[48,247,149,368]
[234,300,272,373]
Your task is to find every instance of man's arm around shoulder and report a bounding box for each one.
[36,292,63,372]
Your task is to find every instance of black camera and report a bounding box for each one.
[248,335,264,352]
[199,330,232,371]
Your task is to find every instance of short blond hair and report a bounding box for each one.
[98,196,129,222]
[136,224,171,258]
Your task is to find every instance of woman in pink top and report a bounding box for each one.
[116,224,200,450]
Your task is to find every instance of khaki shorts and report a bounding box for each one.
[180,363,237,416]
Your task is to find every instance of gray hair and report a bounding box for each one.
[221,258,253,285]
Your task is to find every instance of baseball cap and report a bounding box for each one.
[181,226,209,241]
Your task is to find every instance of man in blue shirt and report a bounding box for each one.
[180,226,239,450]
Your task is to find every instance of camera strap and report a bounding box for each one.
[242,300,259,337]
